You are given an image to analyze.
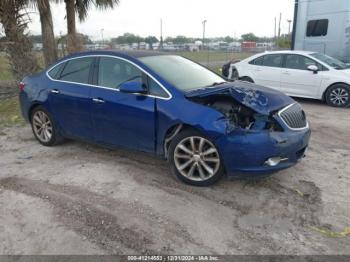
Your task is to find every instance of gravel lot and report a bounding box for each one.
[0,98,349,255]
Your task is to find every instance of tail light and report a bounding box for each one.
[19,82,25,92]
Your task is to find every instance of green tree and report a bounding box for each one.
[112,33,144,45]
[61,0,120,53]
[172,35,191,44]
[0,0,40,80]
[32,0,58,66]
[277,35,291,49]
[223,36,234,43]
[241,33,259,42]
[144,36,158,49]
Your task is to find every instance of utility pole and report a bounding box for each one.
[202,19,207,50]
[101,28,104,46]
[278,13,282,39]
[160,19,163,50]
[274,17,277,40]
[287,19,292,35]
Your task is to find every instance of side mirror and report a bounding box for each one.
[119,80,147,94]
[307,65,319,74]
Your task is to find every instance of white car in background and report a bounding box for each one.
[225,51,350,107]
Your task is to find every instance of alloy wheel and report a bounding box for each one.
[32,111,53,143]
[174,136,220,182]
[330,87,349,106]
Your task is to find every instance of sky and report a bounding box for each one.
[26,0,294,40]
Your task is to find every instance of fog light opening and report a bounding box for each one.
[265,157,282,167]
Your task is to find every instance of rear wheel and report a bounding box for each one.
[31,106,64,146]
[168,129,224,186]
[325,84,350,107]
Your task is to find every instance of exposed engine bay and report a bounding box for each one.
[188,95,282,131]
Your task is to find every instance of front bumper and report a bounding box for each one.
[215,127,311,177]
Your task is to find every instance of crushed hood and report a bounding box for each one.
[185,81,295,115]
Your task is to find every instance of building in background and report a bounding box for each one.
[292,0,350,62]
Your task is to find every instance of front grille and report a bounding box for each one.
[278,103,307,129]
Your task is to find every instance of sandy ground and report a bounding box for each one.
[0,98,349,255]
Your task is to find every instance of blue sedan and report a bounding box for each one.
[19,50,311,186]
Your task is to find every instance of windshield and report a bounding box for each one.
[310,53,349,70]
[139,55,225,91]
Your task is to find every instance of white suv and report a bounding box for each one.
[225,51,350,107]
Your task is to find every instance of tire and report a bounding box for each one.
[232,69,239,80]
[168,129,224,186]
[325,84,350,108]
[240,76,254,83]
[30,106,64,146]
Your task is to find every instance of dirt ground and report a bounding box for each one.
[0,98,349,255]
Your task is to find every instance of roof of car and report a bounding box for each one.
[64,50,169,60]
[259,50,314,55]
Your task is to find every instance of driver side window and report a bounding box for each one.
[98,57,142,89]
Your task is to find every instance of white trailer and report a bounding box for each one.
[292,0,350,62]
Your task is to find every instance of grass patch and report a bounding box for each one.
[0,97,25,128]
[0,55,13,80]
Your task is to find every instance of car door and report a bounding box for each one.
[90,56,156,153]
[248,54,283,90]
[280,54,325,98]
[48,57,95,140]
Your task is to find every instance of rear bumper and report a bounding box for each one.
[215,127,311,177]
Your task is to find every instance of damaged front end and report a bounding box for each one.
[185,82,310,176]
[187,94,284,133]
[185,82,294,133]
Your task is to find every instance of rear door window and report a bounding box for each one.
[48,63,65,79]
[262,54,283,68]
[249,56,264,65]
[249,55,283,68]
[58,57,94,84]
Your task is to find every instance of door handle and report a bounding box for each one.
[92,98,105,103]
[51,89,60,94]
[282,71,290,75]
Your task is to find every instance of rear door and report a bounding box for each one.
[280,54,325,98]
[248,54,283,90]
[48,57,95,140]
[90,56,156,152]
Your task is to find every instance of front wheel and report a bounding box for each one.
[325,84,350,107]
[168,129,224,186]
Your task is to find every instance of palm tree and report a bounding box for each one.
[0,0,40,80]
[31,0,58,66]
[62,0,120,54]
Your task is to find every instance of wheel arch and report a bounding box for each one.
[239,76,255,83]
[322,82,350,100]
[162,123,207,159]
[28,102,44,123]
